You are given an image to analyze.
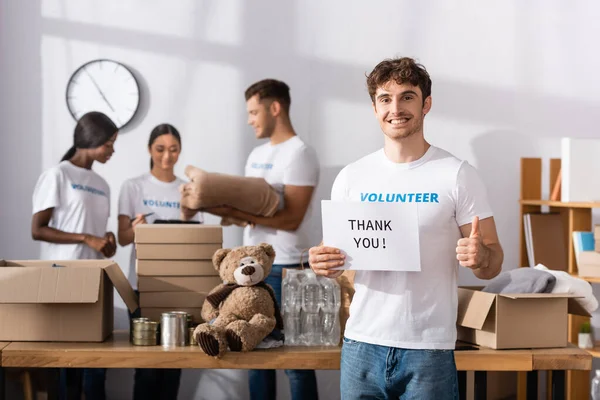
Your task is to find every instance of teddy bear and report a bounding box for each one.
[193,242,283,358]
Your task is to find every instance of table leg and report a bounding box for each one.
[474,371,487,400]
[47,368,60,400]
[457,371,467,400]
[526,370,538,400]
[0,366,5,400]
[551,370,565,400]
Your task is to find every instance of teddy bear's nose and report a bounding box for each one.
[241,266,256,276]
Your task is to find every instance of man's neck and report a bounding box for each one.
[383,132,430,164]
[269,118,296,145]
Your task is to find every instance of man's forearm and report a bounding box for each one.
[473,243,503,280]
[231,209,302,231]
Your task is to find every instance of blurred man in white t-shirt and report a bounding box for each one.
[309,58,504,399]
[208,79,320,400]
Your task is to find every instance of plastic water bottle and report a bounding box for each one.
[301,270,322,346]
[282,270,302,345]
[592,370,600,400]
[319,276,341,346]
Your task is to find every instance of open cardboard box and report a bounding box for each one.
[457,286,591,349]
[0,259,138,342]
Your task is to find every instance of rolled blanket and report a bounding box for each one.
[534,264,599,314]
[482,267,556,294]
[180,165,281,226]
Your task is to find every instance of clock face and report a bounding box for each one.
[66,59,140,129]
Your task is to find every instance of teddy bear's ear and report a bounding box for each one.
[258,243,276,259]
[212,248,231,271]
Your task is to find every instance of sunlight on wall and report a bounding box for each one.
[42,0,244,45]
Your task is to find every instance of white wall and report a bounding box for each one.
[2,0,600,399]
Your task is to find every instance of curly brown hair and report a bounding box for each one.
[244,79,291,113]
[366,57,431,104]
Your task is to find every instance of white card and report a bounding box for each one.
[321,200,421,271]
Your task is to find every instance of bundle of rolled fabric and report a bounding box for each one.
[534,264,599,314]
[482,267,556,294]
[179,165,282,226]
[481,265,598,314]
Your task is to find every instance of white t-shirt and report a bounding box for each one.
[32,161,111,260]
[243,136,320,265]
[332,146,493,350]
[118,172,203,276]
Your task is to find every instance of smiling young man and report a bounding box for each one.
[308,57,504,399]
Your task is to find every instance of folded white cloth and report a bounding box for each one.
[534,264,599,314]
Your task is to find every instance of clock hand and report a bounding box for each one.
[84,68,116,113]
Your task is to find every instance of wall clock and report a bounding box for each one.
[66,59,140,129]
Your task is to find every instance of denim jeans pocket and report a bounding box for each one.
[342,336,358,345]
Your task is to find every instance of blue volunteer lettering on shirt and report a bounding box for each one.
[251,162,274,170]
[143,199,180,208]
[71,183,107,197]
[360,192,439,203]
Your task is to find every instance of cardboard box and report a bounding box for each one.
[578,251,600,277]
[594,225,600,239]
[0,259,138,342]
[141,307,203,323]
[136,260,217,276]
[136,244,221,260]
[134,224,222,244]
[457,287,590,349]
[139,291,207,308]
[138,276,222,292]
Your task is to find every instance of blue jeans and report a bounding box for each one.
[340,337,458,399]
[248,264,319,400]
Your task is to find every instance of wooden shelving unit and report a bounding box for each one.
[519,157,600,400]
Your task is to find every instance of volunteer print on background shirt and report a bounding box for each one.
[32,161,111,260]
[243,136,320,265]
[118,172,203,286]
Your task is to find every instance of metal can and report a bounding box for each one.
[160,312,188,347]
[132,337,157,346]
[188,326,198,346]
[131,320,158,345]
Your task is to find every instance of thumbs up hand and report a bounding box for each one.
[456,216,489,270]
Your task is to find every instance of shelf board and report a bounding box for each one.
[585,343,600,358]
[520,199,600,208]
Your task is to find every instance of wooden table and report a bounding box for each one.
[0,334,592,400]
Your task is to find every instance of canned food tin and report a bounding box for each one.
[160,312,188,347]
[132,337,157,346]
[132,321,159,331]
[188,327,198,346]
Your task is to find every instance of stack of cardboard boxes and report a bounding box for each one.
[135,224,223,323]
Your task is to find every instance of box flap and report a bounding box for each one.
[0,266,100,304]
[103,263,139,313]
[498,293,583,299]
[568,298,592,317]
[457,288,496,330]
[0,259,115,268]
